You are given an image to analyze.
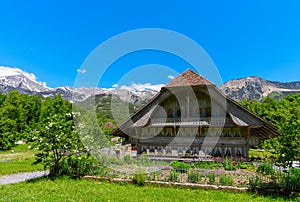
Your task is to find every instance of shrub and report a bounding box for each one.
[223,159,236,171]
[207,172,216,184]
[192,162,210,169]
[219,174,233,186]
[249,175,262,187]
[97,166,109,177]
[136,154,153,166]
[192,162,222,169]
[188,172,200,183]
[256,163,275,176]
[108,157,123,165]
[133,171,146,186]
[170,161,190,173]
[284,168,300,190]
[168,170,179,181]
[123,154,133,164]
[237,162,247,169]
[58,154,97,178]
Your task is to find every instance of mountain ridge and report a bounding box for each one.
[1,66,299,102]
[220,76,300,100]
[0,66,158,104]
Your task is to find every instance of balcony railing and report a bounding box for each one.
[150,117,234,126]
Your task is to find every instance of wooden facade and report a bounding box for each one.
[111,69,279,159]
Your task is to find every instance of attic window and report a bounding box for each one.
[176,109,181,117]
[167,109,173,118]
[205,107,211,117]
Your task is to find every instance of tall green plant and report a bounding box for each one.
[27,95,88,177]
[241,93,300,166]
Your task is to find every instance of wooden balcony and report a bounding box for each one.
[150,117,234,126]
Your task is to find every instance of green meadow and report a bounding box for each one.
[0,177,296,202]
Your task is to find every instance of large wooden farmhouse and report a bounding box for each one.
[111,69,279,159]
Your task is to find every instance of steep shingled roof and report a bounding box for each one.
[165,69,213,87]
[111,69,279,139]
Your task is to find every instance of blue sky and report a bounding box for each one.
[0,0,299,88]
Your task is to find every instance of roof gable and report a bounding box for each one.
[111,69,279,139]
[165,69,213,87]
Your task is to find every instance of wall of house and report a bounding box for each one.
[130,126,250,158]
[126,87,260,159]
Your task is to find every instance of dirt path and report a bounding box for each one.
[0,170,49,185]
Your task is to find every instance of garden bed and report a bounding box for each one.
[83,175,249,192]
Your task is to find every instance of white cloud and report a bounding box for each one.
[77,69,86,74]
[112,84,119,88]
[168,75,175,80]
[119,83,164,92]
[0,66,35,80]
[0,66,47,87]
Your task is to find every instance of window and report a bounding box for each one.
[149,146,155,153]
[142,128,145,136]
[165,128,172,136]
[205,107,211,117]
[192,128,198,136]
[202,128,208,136]
[234,129,241,137]
[204,147,212,155]
[141,146,147,153]
[235,148,242,157]
[167,109,173,118]
[166,146,172,153]
[176,109,181,117]
[225,147,232,157]
[214,147,222,157]
[177,128,184,136]
[223,128,230,137]
[192,147,199,154]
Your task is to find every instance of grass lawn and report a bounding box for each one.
[0,178,297,202]
[0,144,44,175]
[0,144,35,160]
[0,158,44,175]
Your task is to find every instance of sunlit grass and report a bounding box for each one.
[0,178,297,202]
[0,158,44,175]
[0,144,43,175]
[0,144,35,160]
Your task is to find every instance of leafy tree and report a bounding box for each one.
[23,94,42,125]
[39,94,71,123]
[29,112,85,176]
[27,95,85,176]
[0,90,26,149]
[241,93,300,166]
[0,119,17,150]
[0,92,46,150]
[0,93,6,107]
[74,110,111,165]
[276,105,300,167]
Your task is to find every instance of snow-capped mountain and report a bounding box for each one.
[0,66,159,103]
[2,66,300,103]
[220,76,300,100]
[0,66,49,93]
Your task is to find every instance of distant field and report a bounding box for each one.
[0,144,43,175]
[0,144,34,160]
[0,178,297,202]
